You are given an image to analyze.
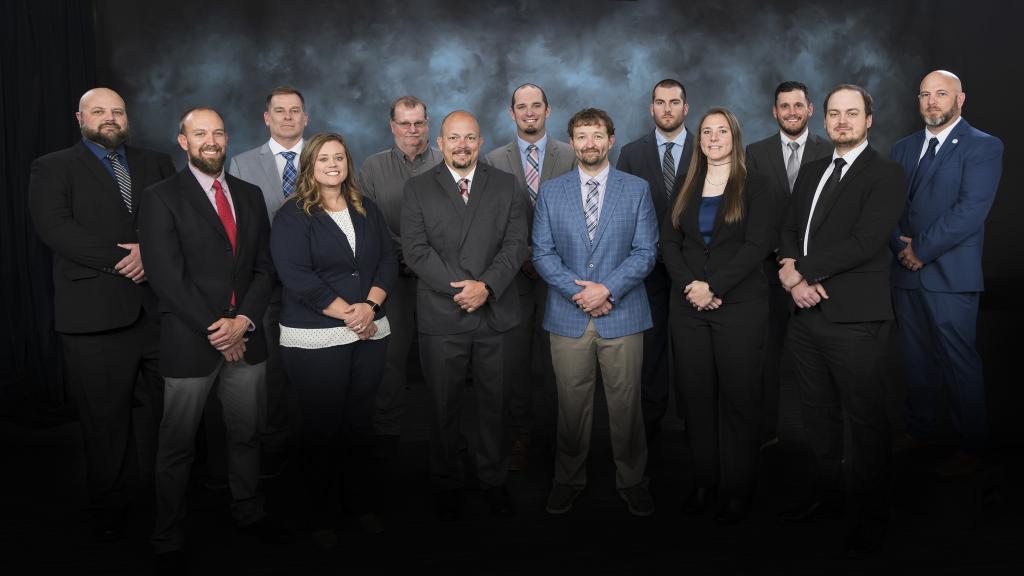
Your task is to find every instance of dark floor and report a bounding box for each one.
[2,319,1023,575]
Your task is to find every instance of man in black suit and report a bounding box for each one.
[401,110,529,520]
[746,81,832,450]
[777,85,906,555]
[28,87,176,541]
[139,108,283,565]
[616,78,694,440]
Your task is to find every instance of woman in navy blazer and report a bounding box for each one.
[660,108,775,525]
[270,132,397,545]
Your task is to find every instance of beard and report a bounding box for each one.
[778,116,809,137]
[82,122,129,149]
[579,149,606,167]
[189,146,226,175]
[922,100,959,127]
[655,114,683,133]
[522,124,539,135]
[448,148,475,169]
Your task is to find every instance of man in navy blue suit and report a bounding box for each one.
[890,70,1003,475]
[533,108,658,517]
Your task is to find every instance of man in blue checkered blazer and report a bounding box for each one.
[532,108,658,517]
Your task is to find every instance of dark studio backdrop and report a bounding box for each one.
[2,0,1022,435]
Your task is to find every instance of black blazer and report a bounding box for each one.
[401,161,529,336]
[270,196,398,329]
[660,170,776,306]
[139,168,275,377]
[746,132,832,200]
[616,128,695,226]
[28,141,176,333]
[779,146,907,323]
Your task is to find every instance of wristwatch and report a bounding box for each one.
[364,299,381,313]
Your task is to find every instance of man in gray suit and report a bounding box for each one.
[484,83,575,470]
[402,110,529,520]
[745,81,831,450]
[227,86,309,474]
[360,95,443,445]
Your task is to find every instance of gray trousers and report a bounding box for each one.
[258,292,291,452]
[152,359,265,553]
[550,320,646,489]
[374,274,416,436]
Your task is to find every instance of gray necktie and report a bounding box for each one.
[584,179,600,241]
[662,142,676,201]
[786,141,801,192]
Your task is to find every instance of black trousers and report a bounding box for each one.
[761,274,792,441]
[61,309,162,516]
[787,307,892,527]
[641,263,672,427]
[670,297,767,498]
[280,337,387,529]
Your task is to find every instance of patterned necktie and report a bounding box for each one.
[106,151,133,213]
[909,137,939,201]
[584,178,600,241]
[213,179,237,305]
[458,178,470,204]
[281,151,297,197]
[786,141,801,192]
[525,144,540,204]
[662,142,676,201]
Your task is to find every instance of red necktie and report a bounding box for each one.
[213,179,237,306]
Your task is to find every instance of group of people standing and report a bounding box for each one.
[27,68,1001,570]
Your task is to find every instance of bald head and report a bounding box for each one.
[76,87,129,149]
[918,70,965,131]
[438,110,482,175]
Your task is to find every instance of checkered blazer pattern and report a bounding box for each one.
[532,167,657,339]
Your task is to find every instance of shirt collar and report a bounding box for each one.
[82,137,127,161]
[268,137,303,156]
[832,138,869,166]
[517,133,547,156]
[655,128,688,149]
[188,163,226,193]
[446,163,477,187]
[924,116,962,148]
[780,129,809,148]
[578,164,610,189]
[391,145,434,164]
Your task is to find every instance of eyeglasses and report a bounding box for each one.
[394,121,427,130]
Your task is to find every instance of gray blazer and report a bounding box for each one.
[228,141,289,221]
[483,137,576,206]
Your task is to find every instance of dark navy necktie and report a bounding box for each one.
[910,137,939,201]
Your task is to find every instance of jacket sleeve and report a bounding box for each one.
[602,184,658,300]
[400,180,462,295]
[706,175,775,296]
[269,203,339,313]
[660,210,698,288]
[532,184,583,300]
[236,194,275,323]
[368,201,399,297]
[478,179,529,300]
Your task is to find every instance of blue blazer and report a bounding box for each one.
[890,119,1003,292]
[533,167,658,339]
[270,196,398,329]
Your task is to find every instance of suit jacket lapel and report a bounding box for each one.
[916,120,968,194]
[643,132,664,198]
[590,172,621,252]
[260,143,282,198]
[541,142,559,181]
[769,140,790,195]
[182,170,231,245]
[799,161,829,231]
[676,131,693,182]
[459,166,487,247]
[810,147,875,235]
[316,208,358,265]
[124,145,150,215]
[506,143,527,184]
[229,177,247,263]
[74,143,122,207]
[566,177,591,245]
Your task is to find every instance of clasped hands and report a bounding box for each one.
[451,279,488,313]
[572,280,612,317]
[778,258,829,309]
[342,302,377,340]
[208,316,250,362]
[896,236,924,271]
[115,243,146,283]
[684,281,721,311]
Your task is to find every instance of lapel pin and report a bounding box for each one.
[952,139,959,144]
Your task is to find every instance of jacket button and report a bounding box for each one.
[588,263,594,268]
[352,272,360,277]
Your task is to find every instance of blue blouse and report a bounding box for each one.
[699,195,722,245]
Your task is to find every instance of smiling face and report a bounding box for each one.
[824,89,872,152]
[571,121,614,170]
[510,85,550,140]
[77,88,130,149]
[312,139,349,189]
[700,113,733,163]
[438,111,481,173]
[773,88,812,138]
[178,109,228,176]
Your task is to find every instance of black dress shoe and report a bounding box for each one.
[714,497,750,525]
[485,485,515,517]
[779,499,843,523]
[681,486,714,516]
[237,516,294,546]
[155,550,188,576]
[436,489,461,522]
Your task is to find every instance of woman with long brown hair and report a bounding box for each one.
[661,108,775,524]
[270,132,397,546]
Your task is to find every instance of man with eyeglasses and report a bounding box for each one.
[401,110,529,521]
[360,96,443,449]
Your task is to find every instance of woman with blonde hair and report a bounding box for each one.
[270,132,397,545]
[661,108,776,524]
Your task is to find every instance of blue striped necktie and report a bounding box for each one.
[281,151,297,197]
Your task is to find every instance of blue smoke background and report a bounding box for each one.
[97,0,928,162]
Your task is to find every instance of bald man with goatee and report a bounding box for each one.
[402,110,529,521]
[29,87,176,542]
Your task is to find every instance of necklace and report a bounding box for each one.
[705,175,727,186]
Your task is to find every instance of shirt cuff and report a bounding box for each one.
[237,315,256,332]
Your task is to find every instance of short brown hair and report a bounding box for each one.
[824,83,873,116]
[265,86,305,110]
[567,108,615,139]
[177,107,221,135]
[652,78,687,102]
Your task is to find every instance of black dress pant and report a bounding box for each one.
[761,272,792,441]
[281,337,387,529]
[787,307,892,528]
[670,297,767,499]
[61,309,162,517]
[641,263,672,427]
